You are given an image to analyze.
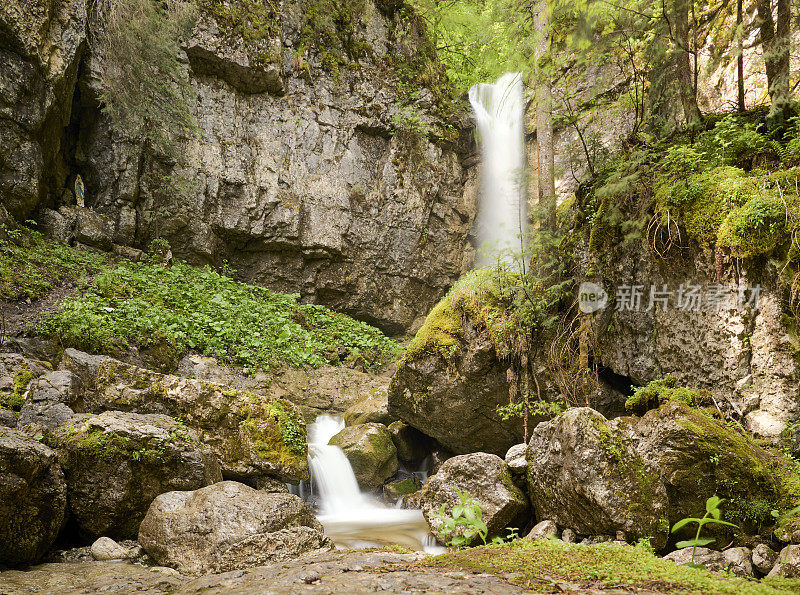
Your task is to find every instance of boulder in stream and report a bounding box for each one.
[138,481,331,575]
[329,422,398,490]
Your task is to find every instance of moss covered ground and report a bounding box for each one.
[423,539,800,594]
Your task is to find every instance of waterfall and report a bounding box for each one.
[305,415,444,553]
[468,72,527,267]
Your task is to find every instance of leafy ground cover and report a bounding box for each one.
[423,539,800,594]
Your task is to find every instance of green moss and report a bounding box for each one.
[198,0,280,65]
[2,365,32,410]
[423,539,800,594]
[60,426,169,465]
[236,397,307,472]
[717,194,798,258]
[625,376,704,414]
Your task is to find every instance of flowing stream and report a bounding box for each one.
[303,415,442,552]
[468,72,527,267]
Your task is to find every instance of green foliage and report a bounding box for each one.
[671,496,740,567]
[37,253,400,372]
[392,103,430,139]
[432,490,490,548]
[717,194,798,258]
[0,229,109,300]
[2,365,32,410]
[697,116,768,167]
[497,398,563,421]
[625,376,704,414]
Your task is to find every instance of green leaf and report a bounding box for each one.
[706,495,724,513]
[671,518,699,533]
[675,537,715,548]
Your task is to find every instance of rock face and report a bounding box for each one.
[60,349,309,483]
[138,481,331,575]
[16,0,475,333]
[419,452,529,544]
[0,0,87,220]
[329,423,398,490]
[0,429,67,566]
[526,408,669,549]
[344,386,396,426]
[387,420,431,465]
[54,411,222,540]
[389,321,522,456]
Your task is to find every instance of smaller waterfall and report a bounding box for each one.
[305,415,444,553]
[468,72,527,267]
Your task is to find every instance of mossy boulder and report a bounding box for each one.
[59,349,308,482]
[343,385,396,426]
[624,375,706,415]
[384,476,421,503]
[388,271,525,455]
[53,411,222,540]
[419,452,529,545]
[329,423,398,490]
[0,429,66,567]
[0,353,51,412]
[633,401,799,537]
[526,408,670,549]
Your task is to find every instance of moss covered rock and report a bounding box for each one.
[0,429,66,567]
[384,476,421,503]
[60,349,308,482]
[344,385,396,426]
[527,408,670,549]
[53,411,222,540]
[329,422,398,489]
[633,401,799,537]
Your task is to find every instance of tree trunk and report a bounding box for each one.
[755,0,790,117]
[534,0,556,229]
[673,0,702,130]
[737,0,745,112]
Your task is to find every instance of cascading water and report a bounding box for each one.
[468,72,527,267]
[305,415,444,553]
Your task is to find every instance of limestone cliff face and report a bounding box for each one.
[1,0,476,332]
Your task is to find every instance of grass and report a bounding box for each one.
[423,539,800,594]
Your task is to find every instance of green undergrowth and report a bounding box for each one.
[22,240,399,372]
[424,539,800,594]
[625,376,706,414]
[0,226,110,300]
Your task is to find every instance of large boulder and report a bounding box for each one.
[0,429,66,566]
[329,423,398,490]
[17,370,83,431]
[632,401,794,535]
[59,350,308,482]
[419,452,529,544]
[527,408,670,549]
[53,411,222,540]
[344,386,396,426]
[138,481,331,575]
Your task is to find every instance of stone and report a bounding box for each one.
[138,481,331,575]
[53,411,222,540]
[387,420,431,465]
[752,543,778,575]
[768,545,800,578]
[90,537,130,561]
[527,408,669,550]
[527,520,558,541]
[344,386,396,426]
[388,321,522,456]
[561,528,576,543]
[504,443,528,475]
[0,429,66,566]
[329,423,398,490]
[60,352,309,482]
[664,547,755,577]
[253,475,290,493]
[18,370,83,431]
[74,208,114,251]
[384,477,421,504]
[39,208,73,243]
[419,453,529,545]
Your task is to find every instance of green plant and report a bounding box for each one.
[432,490,490,548]
[671,495,740,567]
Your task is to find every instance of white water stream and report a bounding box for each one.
[468,72,527,267]
[305,415,443,552]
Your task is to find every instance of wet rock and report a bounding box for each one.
[752,543,778,574]
[0,429,66,566]
[53,411,222,540]
[504,443,527,475]
[527,408,669,549]
[419,452,529,544]
[768,545,800,578]
[329,423,398,490]
[389,321,522,456]
[384,477,421,504]
[387,420,431,465]
[90,537,129,561]
[138,481,331,575]
[344,386,396,426]
[527,520,558,541]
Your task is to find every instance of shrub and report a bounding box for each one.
[625,376,704,414]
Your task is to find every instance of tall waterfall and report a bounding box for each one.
[468,72,527,267]
[305,415,443,552]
